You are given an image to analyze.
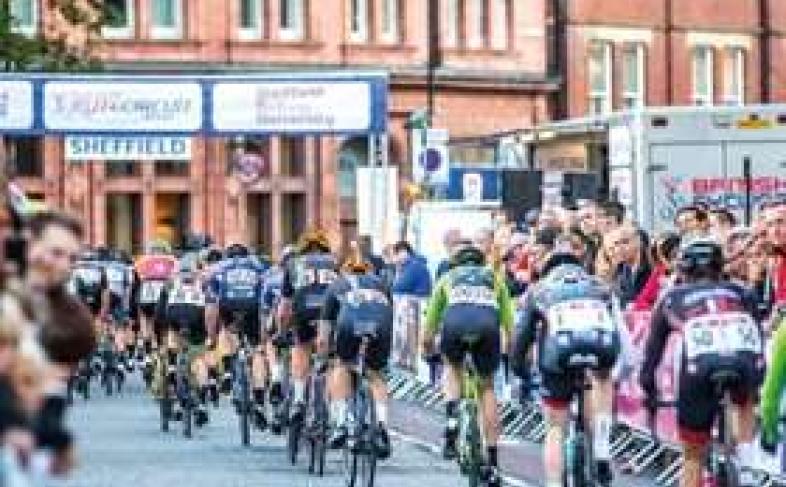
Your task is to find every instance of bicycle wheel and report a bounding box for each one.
[308,374,328,476]
[81,374,91,400]
[183,400,193,439]
[160,397,172,433]
[343,441,359,487]
[104,369,114,396]
[354,384,377,487]
[564,433,586,487]
[288,417,302,465]
[238,374,251,447]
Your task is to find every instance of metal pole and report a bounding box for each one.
[426,0,440,126]
[744,156,752,226]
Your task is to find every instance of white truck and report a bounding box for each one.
[605,105,786,232]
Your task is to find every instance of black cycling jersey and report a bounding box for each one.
[154,279,207,346]
[282,251,338,342]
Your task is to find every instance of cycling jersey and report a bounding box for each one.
[69,261,107,314]
[260,266,284,314]
[155,278,207,346]
[282,251,339,342]
[322,273,393,371]
[99,260,134,323]
[211,256,268,311]
[425,265,514,376]
[135,254,178,312]
[761,315,786,446]
[641,281,764,444]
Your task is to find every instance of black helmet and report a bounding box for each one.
[450,243,486,268]
[540,252,584,277]
[226,243,249,259]
[204,247,224,264]
[676,238,724,279]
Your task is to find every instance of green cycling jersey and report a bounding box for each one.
[424,265,515,336]
[761,318,786,445]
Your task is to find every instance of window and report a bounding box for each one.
[280,137,305,177]
[445,0,459,48]
[468,0,488,48]
[150,0,182,39]
[238,0,263,40]
[102,0,134,38]
[9,0,36,36]
[588,41,612,115]
[154,161,189,177]
[622,43,645,109]
[5,137,42,177]
[279,0,304,40]
[380,0,398,43]
[348,0,368,43]
[693,46,714,106]
[105,161,140,178]
[723,47,745,106]
[491,0,508,50]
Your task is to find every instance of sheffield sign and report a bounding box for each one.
[0,73,388,135]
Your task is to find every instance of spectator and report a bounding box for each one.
[577,201,602,265]
[674,204,710,238]
[606,224,652,307]
[391,241,432,298]
[708,207,737,240]
[26,211,83,294]
[503,232,531,298]
[598,200,625,229]
[435,228,462,279]
[633,232,680,311]
[358,235,386,277]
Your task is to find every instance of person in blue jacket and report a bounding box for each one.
[391,241,432,298]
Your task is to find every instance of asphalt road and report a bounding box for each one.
[49,375,465,487]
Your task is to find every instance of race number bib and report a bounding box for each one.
[139,281,165,304]
[170,286,205,307]
[226,268,258,286]
[294,268,337,289]
[547,299,615,334]
[74,267,101,284]
[683,312,762,360]
[447,285,496,308]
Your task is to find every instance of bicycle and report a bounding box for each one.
[159,328,196,439]
[454,335,485,487]
[97,333,123,397]
[230,312,254,447]
[648,370,744,487]
[562,359,598,487]
[305,355,329,476]
[270,330,292,437]
[342,320,381,487]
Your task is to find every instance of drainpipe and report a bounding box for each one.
[427,0,441,126]
[760,0,771,103]
[665,0,674,104]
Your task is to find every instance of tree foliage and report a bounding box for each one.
[0,0,107,71]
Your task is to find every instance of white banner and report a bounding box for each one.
[43,82,202,132]
[0,81,34,130]
[65,136,192,161]
[212,82,371,132]
[357,166,398,252]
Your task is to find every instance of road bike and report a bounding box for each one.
[306,355,329,476]
[562,360,597,487]
[342,320,382,487]
[159,328,196,439]
[454,336,485,487]
[230,311,254,447]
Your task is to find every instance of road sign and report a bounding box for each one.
[413,128,449,185]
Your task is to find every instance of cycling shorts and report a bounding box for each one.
[677,356,761,445]
[219,305,261,347]
[139,303,157,319]
[335,317,392,371]
[440,306,501,377]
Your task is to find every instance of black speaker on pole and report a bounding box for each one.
[501,169,543,220]
[562,172,600,209]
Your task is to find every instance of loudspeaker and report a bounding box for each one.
[562,172,600,209]
[501,170,543,218]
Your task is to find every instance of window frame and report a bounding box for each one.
[468,0,487,49]
[348,0,368,43]
[150,0,183,39]
[279,0,304,41]
[587,41,612,115]
[102,0,136,39]
[9,0,37,37]
[238,0,263,40]
[490,0,508,50]
[622,43,646,110]
[444,0,459,48]
[723,47,745,106]
[692,45,714,106]
[380,0,398,44]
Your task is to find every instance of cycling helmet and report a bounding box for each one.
[280,245,297,264]
[146,239,172,255]
[540,252,584,278]
[450,242,486,268]
[204,247,223,264]
[297,228,331,253]
[342,257,372,275]
[77,248,100,262]
[225,243,250,259]
[676,237,724,279]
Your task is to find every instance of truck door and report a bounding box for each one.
[724,142,786,225]
[648,144,723,233]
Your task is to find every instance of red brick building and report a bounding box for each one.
[3,0,555,255]
[551,0,786,118]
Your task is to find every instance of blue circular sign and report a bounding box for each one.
[420,148,442,172]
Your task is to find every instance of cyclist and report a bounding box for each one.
[512,250,622,487]
[640,238,764,487]
[97,247,136,373]
[209,243,269,430]
[322,252,393,459]
[262,244,296,433]
[277,229,339,424]
[153,258,211,427]
[134,241,179,378]
[70,248,110,322]
[423,241,515,487]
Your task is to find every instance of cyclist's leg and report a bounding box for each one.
[589,369,614,483]
[246,311,269,429]
[265,313,284,404]
[216,307,237,392]
[190,342,210,425]
[540,371,573,487]
[731,371,759,485]
[471,319,502,473]
[291,316,316,416]
[439,320,465,459]
[329,320,355,447]
[367,318,393,458]
[676,374,714,487]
